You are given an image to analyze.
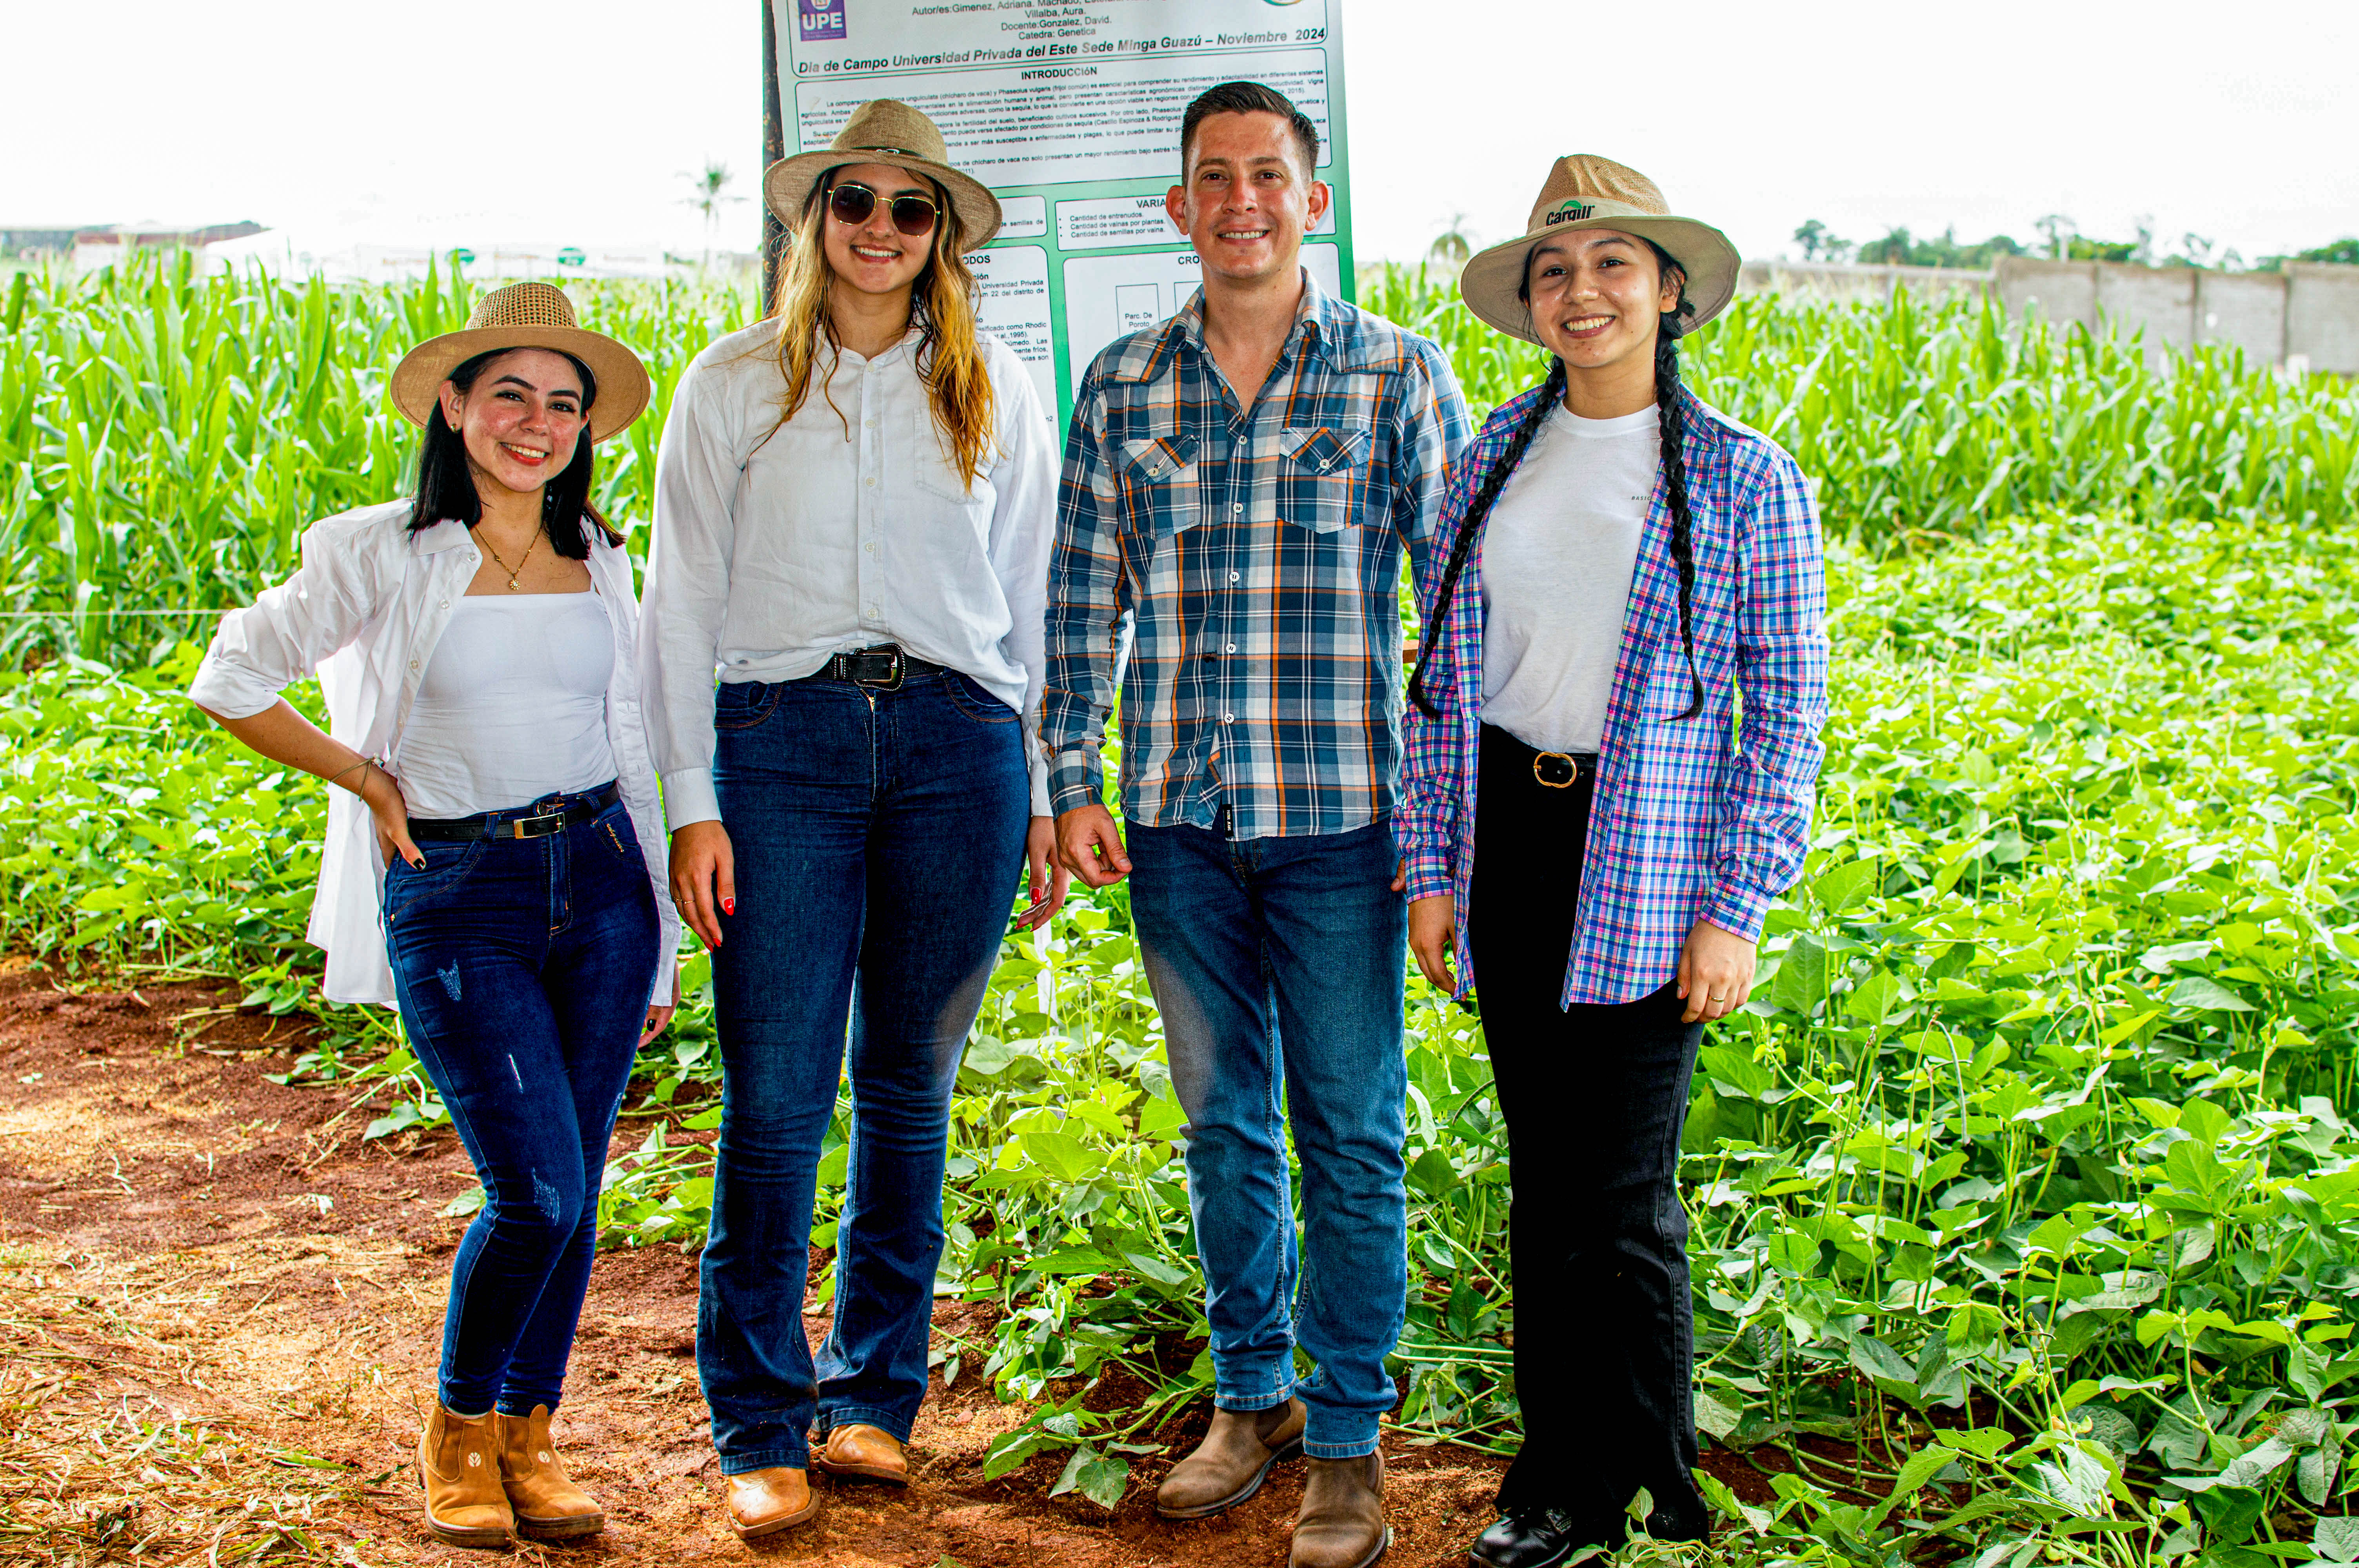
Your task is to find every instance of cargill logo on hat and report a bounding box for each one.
[1546,199,1595,226]
[799,0,845,41]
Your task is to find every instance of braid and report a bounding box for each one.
[1408,358,1567,719]
[1655,326,1705,722]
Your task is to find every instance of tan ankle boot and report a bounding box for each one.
[1291,1452,1388,1568]
[417,1403,514,1549]
[497,1405,605,1540]
[812,1423,909,1485]
[1156,1398,1307,1519]
[726,1467,820,1537]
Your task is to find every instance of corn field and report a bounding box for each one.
[3,254,2355,668]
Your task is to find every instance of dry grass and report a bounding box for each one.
[0,1241,396,1567]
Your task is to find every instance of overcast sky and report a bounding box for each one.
[7,0,2354,265]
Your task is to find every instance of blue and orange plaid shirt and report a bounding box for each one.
[1399,377,1830,1007]
[1043,274,1469,838]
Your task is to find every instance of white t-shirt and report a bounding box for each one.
[395,591,620,817]
[1478,403,1659,755]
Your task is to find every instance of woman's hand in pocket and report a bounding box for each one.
[362,767,422,870]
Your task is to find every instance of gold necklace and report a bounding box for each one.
[480,526,542,591]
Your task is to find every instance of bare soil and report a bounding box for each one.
[0,963,1536,1566]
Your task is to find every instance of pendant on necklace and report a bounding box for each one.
[508,577,521,590]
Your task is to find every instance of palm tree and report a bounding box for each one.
[680,160,745,269]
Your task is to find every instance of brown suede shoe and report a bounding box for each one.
[811,1422,909,1485]
[496,1405,604,1540]
[1154,1398,1307,1520]
[416,1403,514,1549]
[1290,1452,1387,1568]
[726,1466,819,1538]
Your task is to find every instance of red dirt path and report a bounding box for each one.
[0,963,1529,1566]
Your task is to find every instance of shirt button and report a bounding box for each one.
[1225,644,1236,653]
[1231,503,1243,514]
[865,418,877,428]
[409,659,420,671]
[439,599,449,610]
[1222,713,1234,723]
[865,476,877,487]
[1228,571,1240,583]
[864,541,876,553]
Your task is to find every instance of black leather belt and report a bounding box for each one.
[805,644,942,691]
[1532,750,1599,789]
[409,782,622,841]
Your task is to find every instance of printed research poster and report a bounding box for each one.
[776,0,1354,421]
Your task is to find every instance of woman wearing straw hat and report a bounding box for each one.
[641,99,1064,1537]
[188,281,677,1550]
[1396,158,1828,1567]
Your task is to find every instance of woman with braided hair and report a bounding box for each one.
[1394,157,1828,1568]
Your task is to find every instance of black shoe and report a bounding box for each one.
[1468,1508,1596,1568]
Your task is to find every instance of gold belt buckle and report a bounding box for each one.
[510,809,568,839]
[1532,751,1578,789]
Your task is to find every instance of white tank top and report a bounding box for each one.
[394,592,619,817]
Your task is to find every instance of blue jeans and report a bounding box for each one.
[698,670,1028,1475]
[1125,818,1409,1459]
[382,785,661,1416]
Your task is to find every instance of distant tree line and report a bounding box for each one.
[1791,216,2358,273]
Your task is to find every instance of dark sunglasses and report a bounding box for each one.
[826,181,940,237]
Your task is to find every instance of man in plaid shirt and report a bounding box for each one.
[1043,81,1468,1568]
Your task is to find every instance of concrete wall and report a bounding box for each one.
[2286,263,2359,374]
[1738,259,1993,303]
[2098,262,2195,363]
[2195,270,2286,367]
[1990,257,2097,330]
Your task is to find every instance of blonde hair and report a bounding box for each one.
[766,174,998,488]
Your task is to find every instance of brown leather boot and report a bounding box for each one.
[725,1467,819,1538]
[1290,1452,1387,1568]
[496,1405,605,1540]
[1155,1398,1307,1519]
[416,1403,514,1549]
[812,1423,909,1485]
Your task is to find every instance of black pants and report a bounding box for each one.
[1466,724,1708,1539]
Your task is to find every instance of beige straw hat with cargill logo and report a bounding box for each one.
[1458,155,1743,345]
[763,98,1003,248]
[388,281,652,443]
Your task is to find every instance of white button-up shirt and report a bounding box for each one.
[186,501,679,1006]
[640,321,1058,826]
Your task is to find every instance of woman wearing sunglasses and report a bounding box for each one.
[641,99,1064,1537]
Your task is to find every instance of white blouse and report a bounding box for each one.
[396,592,618,817]
[187,503,679,1006]
[640,323,1059,828]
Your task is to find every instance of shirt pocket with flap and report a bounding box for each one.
[1275,424,1373,534]
[1118,434,1202,540]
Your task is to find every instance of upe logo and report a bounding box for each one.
[800,0,846,41]
[1545,200,1595,225]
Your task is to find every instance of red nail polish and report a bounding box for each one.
[722,897,735,916]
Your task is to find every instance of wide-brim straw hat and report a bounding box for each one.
[389,281,652,443]
[1459,155,1742,344]
[763,98,1003,248]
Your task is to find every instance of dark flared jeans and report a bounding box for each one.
[696,671,1028,1475]
[383,785,662,1416]
[1466,725,1708,1537]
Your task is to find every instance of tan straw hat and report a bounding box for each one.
[763,99,1003,247]
[1459,155,1742,344]
[389,281,652,443]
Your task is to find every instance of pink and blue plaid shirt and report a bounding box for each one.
[1398,378,1828,1007]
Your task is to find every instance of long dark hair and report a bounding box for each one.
[405,348,618,555]
[1408,243,1704,723]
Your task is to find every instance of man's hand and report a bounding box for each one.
[1054,803,1131,888]
[1014,815,1074,931]
[1408,894,1458,993]
[1676,918,1757,1024]
[670,820,735,949]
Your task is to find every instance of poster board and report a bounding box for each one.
[771,0,1354,423]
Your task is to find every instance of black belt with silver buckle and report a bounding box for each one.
[1532,751,1598,789]
[408,782,622,842]
[807,644,943,692]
